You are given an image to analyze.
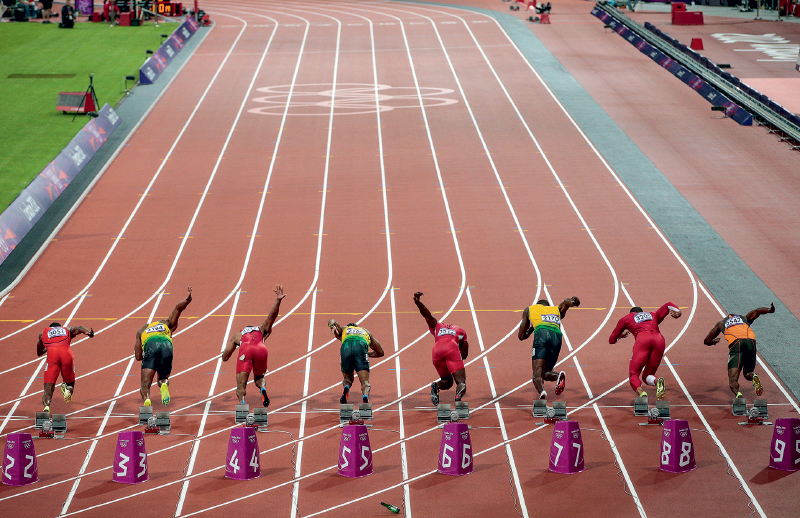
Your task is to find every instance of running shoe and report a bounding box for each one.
[639,391,648,398]
[539,390,547,400]
[455,397,462,402]
[735,392,743,399]
[160,382,170,406]
[60,383,72,404]
[43,405,50,413]
[752,373,763,397]
[656,377,666,401]
[430,382,440,406]
[144,398,152,407]
[362,394,369,404]
[340,385,349,405]
[554,371,566,396]
[261,387,270,408]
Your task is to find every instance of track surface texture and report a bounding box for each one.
[0,1,797,517]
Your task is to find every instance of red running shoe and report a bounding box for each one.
[554,371,566,396]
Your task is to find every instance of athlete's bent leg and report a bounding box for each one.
[729,367,742,395]
[531,358,546,395]
[629,341,650,396]
[236,371,250,403]
[438,374,454,391]
[356,370,370,401]
[141,368,156,403]
[42,383,55,409]
[341,371,355,404]
[452,368,466,400]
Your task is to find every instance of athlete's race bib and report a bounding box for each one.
[242,326,260,335]
[437,328,457,337]
[724,316,745,328]
[146,323,168,334]
[634,312,653,324]
[346,328,367,336]
[47,327,68,339]
[541,313,561,325]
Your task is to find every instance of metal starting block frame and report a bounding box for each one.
[35,412,50,430]
[235,404,250,424]
[534,401,566,424]
[732,397,747,416]
[437,404,453,423]
[139,406,154,426]
[339,404,354,424]
[739,399,771,426]
[155,411,171,433]
[633,397,649,416]
[455,401,469,420]
[358,403,373,421]
[639,401,671,426]
[51,414,67,436]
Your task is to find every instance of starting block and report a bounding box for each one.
[235,404,250,424]
[638,400,670,426]
[51,414,67,436]
[455,401,469,420]
[437,404,453,424]
[534,401,566,423]
[740,399,771,426]
[252,408,268,429]
[732,397,747,416]
[533,399,547,418]
[139,406,154,426]
[358,403,373,421]
[39,419,55,439]
[155,411,170,433]
[35,412,50,430]
[339,404,354,424]
[633,397,649,416]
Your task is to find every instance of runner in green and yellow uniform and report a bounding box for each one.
[328,319,384,405]
[517,296,580,400]
[134,287,193,406]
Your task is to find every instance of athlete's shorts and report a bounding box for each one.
[237,343,268,377]
[341,339,369,374]
[532,326,563,373]
[141,337,174,379]
[44,346,75,384]
[728,338,757,373]
[432,342,464,379]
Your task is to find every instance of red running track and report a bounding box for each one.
[0,1,797,517]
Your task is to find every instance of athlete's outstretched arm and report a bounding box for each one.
[704,321,724,345]
[608,316,629,344]
[167,286,193,332]
[558,296,581,318]
[366,330,385,358]
[260,285,286,339]
[36,334,45,357]
[69,326,94,339]
[328,319,343,341]
[221,332,242,362]
[654,302,681,323]
[746,303,775,324]
[134,327,145,361]
[413,292,438,329]
[518,306,532,341]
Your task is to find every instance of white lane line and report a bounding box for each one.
[390,288,411,516]
[697,280,800,413]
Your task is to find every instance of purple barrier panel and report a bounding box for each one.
[75,0,92,16]
[659,419,696,473]
[113,431,149,484]
[549,421,585,474]
[0,208,34,263]
[769,417,800,471]
[438,423,473,476]
[225,427,261,481]
[139,17,199,85]
[2,433,38,486]
[338,424,373,478]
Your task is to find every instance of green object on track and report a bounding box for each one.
[381,501,400,514]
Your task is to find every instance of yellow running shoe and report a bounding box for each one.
[144,398,152,406]
[752,373,763,397]
[60,383,72,404]
[656,377,666,401]
[43,405,50,413]
[160,381,170,406]
[639,391,648,398]
[735,392,743,399]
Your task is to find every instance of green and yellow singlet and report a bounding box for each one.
[141,321,173,348]
[527,304,562,333]
[341,325,371,346]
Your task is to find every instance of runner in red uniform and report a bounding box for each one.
[36,322,94,412]
[413,292,469,406]
[608,303,681,400]
[222,285,286,407]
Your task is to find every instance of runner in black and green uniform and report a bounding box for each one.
[328,319,384,405]
[134,287,192,406]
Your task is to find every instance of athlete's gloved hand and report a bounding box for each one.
[88,328,94,338]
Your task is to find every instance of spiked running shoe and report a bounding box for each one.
[43,405,50,413]
[160,382,170,406]
[362,394,369,403]
[554,371,566,396]
[430,382,440,406]
[639,391,648,398]
[60,383,72,404]
[736,392,743,399]
[656,377,666,401]
[752,373,763,397]
[144,398,152,406]
[261,387,270,408]
[340,385,350,405]
[539,390,547,400]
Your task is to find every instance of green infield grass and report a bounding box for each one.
[0,21,169,212]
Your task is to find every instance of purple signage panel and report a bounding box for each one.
[438,422,473,476]
[549,421,585,474]
[2,433,38,486]
[225,427,261,481]
[75,0,93,16]
[338,424,373,478]
[139,16,199,85]
[0,104,120,265]
[112,431,149,484]
[659,419,696,473]
[769,417,800,471]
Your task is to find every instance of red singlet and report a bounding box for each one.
[430,322,467,378]
[42,326,75,384]
[236,326,268,376]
